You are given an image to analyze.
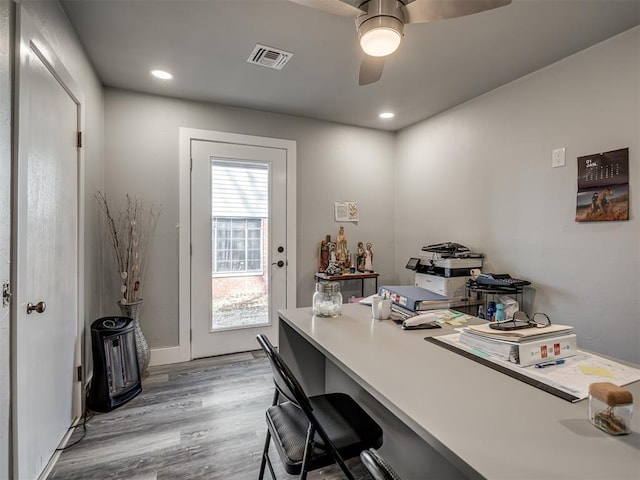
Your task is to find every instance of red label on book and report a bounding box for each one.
[540,345,548,358]
[554,343,561,356]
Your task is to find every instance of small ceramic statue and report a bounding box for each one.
[318,239,326,272]
[336,225,348,266]
[356,241,365,272]
[328,241,337,264]
[364,242,374,272]
[325,241,342,275]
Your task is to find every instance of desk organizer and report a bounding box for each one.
[588,382,633,435]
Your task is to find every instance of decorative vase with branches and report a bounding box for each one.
[96,191,161,375]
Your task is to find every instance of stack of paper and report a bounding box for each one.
[466,322,574,341]
[460,323,577,367]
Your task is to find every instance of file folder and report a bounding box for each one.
[378,285,450,312]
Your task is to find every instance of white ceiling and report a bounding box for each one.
[60,0,640,131]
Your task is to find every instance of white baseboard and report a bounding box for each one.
[150,346,184,366]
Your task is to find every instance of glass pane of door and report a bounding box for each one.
[210,160,269,330]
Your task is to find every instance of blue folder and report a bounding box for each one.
[378,285,450,311]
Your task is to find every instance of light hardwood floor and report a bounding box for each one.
[48,351,372,479]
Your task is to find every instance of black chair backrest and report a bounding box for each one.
[256,334,313,413]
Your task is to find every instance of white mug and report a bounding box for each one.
[372,296,391,320]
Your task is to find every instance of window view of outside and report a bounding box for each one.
[211,160,269,330]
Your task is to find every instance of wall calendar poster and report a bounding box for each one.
[575,147,629,222]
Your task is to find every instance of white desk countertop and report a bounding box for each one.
[278,303,640,480]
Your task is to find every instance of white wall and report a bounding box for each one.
[395,27,640,363]
[104,89,396,348]
[0,2,12,477]
[3,1,104,476]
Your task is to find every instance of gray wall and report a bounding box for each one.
[104,89,396,347]
[105,27,640,364]
[395,27,640,363]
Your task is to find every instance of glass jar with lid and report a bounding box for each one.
[313,281,342,317]
[588,382,633,435]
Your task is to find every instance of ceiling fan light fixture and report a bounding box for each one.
[358,16,403,57]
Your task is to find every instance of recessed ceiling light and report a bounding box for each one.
[379,112,395,119]
[150,69,173,80]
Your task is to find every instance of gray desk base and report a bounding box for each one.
[277,304,640,480]
[279,320,468,479]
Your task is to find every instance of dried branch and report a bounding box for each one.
[96,191,161,304]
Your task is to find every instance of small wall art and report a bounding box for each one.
[334,201,359,222]
[575,147,629,222]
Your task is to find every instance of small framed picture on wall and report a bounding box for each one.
[575,148,629,222]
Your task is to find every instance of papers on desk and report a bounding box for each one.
[460,324,578,367]
[459,329,577,366]
[466,322,574,342]
[390,308,475,326]
[429,332,640,402]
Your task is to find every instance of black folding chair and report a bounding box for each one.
[257,334,383,480]
[360,448,402,480]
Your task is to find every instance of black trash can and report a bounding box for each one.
[88,316,142,412]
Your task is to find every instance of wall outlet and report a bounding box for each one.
[552,147,566,168]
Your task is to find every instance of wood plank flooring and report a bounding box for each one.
[48,351,372,480]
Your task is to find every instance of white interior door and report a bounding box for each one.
[13,10,80,479]
[191,139,287,357]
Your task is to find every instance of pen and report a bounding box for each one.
[535,359,565,369]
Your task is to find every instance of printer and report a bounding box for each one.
[406,243,484,300]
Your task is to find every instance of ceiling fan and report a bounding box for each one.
[290,0,512,85]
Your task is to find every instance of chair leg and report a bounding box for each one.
[258,429,272,480]
[299,423,355,480]
[259,389,280,480]
[298,423,316,480]
[334,454,355,480]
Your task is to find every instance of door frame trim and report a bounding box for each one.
[173,127,297,363]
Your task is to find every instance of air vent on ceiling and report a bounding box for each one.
[247,44,293,70]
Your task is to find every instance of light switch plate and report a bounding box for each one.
[552,147,566,168]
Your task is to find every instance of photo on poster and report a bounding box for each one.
[575,184,629,222]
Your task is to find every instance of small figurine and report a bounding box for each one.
[328,242,337,264]
[356,241,365,272]
[364,242,374,272]
[336,225,348,266]
[318,239,326,272]
[326,241,342,275]
[326,262,342,275]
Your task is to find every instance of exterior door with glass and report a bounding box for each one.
[191,139,287,358]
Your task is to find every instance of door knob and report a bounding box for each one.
[26,301,46,314]
[272,260,285,268]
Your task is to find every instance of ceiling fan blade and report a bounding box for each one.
[403,0,511,24]
[289,0,365,17]
[359,55,385,86]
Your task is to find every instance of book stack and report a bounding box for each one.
[459,322,577,367]
[378,285,450,312]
